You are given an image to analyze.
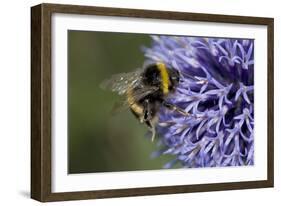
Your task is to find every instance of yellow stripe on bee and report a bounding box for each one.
[157,62,169,95]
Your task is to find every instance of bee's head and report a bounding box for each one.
[169,68,180,86]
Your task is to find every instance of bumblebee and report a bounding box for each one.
[100,62,189,141]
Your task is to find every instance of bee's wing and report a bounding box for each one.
[128,85,159,101]
[100,69,143,95]
[110,85,159,115]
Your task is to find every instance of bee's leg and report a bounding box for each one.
[145,121,156,142]
[143,99,152,121]
[150,124,156,142]
[162,101,190,116]
[143,99,156,141]
[139,115,145,123]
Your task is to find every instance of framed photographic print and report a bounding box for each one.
[31,3,274,202]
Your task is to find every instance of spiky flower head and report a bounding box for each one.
[143,36,254,168]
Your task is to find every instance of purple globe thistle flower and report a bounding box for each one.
[143,35,254,168]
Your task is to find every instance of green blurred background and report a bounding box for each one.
[68,30,175,174]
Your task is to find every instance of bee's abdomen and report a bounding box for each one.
[126,87,143,115]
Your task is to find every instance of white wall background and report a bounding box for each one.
[0,0,279,205]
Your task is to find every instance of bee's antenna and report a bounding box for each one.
[180,71,199,81]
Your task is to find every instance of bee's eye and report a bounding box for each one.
[172,75,180,82]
